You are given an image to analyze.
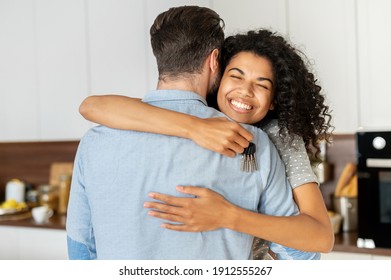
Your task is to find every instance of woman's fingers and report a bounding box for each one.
[161,223,195,232]
[175,185,210,197]
[191,117,253,157]
[144,201,181,214]
[148,192,187,206]
[227,119,253,143]
[145,187,229,232]
[147,209,185,223]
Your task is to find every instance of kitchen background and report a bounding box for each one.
[0,0,390,260]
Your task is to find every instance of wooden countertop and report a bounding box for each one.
[0,211,66,230]
[333,231,391,256]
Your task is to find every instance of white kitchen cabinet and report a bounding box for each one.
[321,251,391,260]
[321,251,372,260]
[0,0,89,141]
[287,0,358,134]
[0,0,40,141]
[356,0,391,129]
[0,226,67,260]
[372,255,391,260]
[87,0,147,97]
[0,226,19,259]
[211,0,287,36]
[35,0,89,140]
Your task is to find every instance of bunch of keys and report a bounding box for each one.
[241,142,258,172]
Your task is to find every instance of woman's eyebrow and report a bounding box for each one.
[257,77,274,86]
[228,67,274,86]
[228,67,244,75]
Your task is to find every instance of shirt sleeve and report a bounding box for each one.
[263,119,319,188]
[66,136,97,260]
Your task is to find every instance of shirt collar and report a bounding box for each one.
[142,90,208,106]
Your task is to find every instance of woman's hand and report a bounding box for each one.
[189,117,253,157]
[144,186,236,232]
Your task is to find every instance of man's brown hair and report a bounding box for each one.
[150,6,224,80]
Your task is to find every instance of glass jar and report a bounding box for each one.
[38,184,59,211]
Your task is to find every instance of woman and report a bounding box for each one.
[79,29,334,258]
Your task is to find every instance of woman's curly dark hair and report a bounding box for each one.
[208,29,333,156]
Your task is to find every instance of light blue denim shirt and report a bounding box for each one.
[66,90,319,260]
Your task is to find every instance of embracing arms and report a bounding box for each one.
[79,94,334,253]
[80,95,252,157]
[144,184,334,253]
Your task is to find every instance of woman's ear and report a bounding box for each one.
[269,101,275,110]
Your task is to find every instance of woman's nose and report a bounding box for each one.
[239,85,254,98]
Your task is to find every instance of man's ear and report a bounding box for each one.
[269,100,275,110]
[209,49,219,73]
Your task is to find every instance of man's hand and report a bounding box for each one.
[144,186,235,232]
[189,117,253,157]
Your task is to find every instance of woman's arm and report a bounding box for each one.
[144,184,334,253]
[80,95,253,157]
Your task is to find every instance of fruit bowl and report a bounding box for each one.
[0,199,29,215]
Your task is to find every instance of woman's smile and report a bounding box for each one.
[217,51,275,124]
[229,98,254,112]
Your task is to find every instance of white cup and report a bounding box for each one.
[32,206,53,224]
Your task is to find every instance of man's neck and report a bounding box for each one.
[156,76,208,100]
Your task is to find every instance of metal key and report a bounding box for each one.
[241,143,258,172]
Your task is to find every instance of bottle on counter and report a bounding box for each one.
[310,140,333,184]
[5,179,26,203]
[26,189,40,208]
[38,184,59,211]
[57,174,71,215]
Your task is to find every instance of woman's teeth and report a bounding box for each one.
[230,99,252,110]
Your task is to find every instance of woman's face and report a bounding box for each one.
[217,51,275,124]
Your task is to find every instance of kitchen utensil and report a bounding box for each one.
[32,206,53,224]
[333,196,357,232]
[335,162,357,197]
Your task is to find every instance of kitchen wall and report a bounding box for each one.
[1,0,391,143]
[0,141,79,200]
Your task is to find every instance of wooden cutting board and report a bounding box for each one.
[334,162,357,197]
[49,162,73,187]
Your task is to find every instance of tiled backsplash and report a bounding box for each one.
[0,141,79,200]
[320,134,356,208]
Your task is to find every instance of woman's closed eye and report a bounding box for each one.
[230,75,242,80]
[257,83,270,90]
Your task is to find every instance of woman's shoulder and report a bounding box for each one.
[262,119,279,134]
[261,119,302,144]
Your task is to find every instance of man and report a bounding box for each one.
[66,5,308,259]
